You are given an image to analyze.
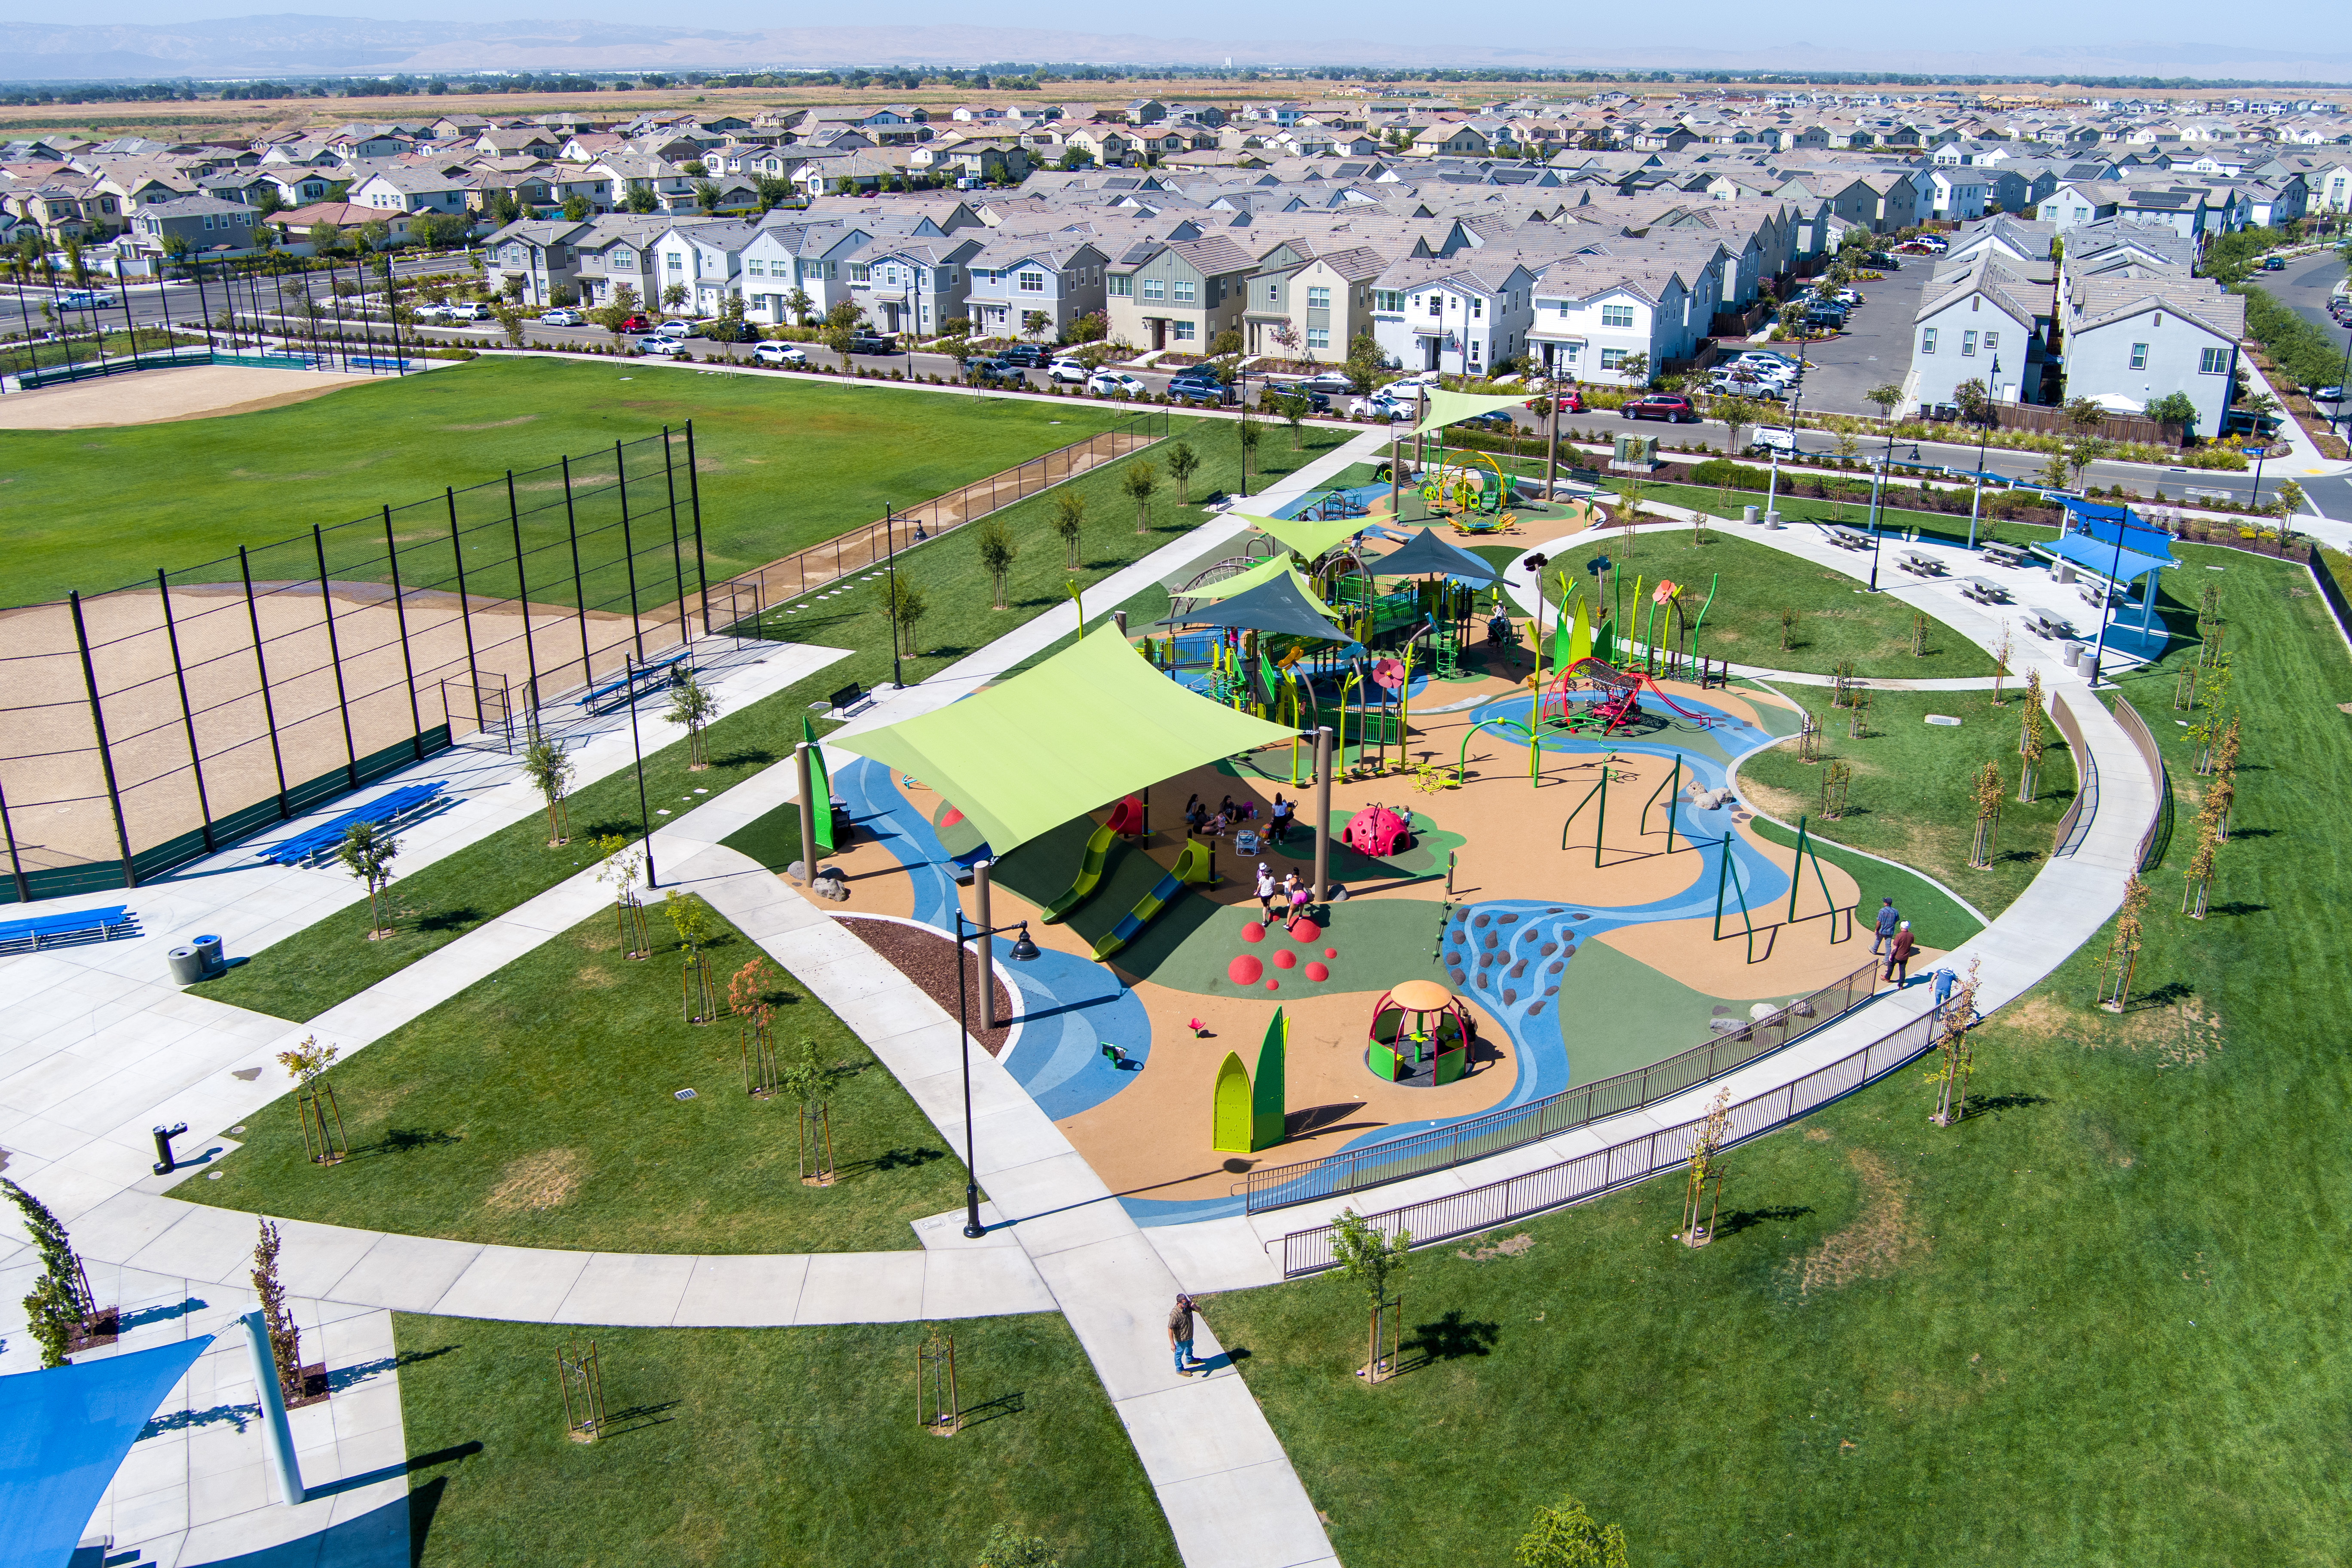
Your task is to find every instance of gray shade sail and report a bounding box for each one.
[1367,527,1504,584]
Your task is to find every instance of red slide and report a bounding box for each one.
[1631,672,1717,727]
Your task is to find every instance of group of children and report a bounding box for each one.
[1182,791,1298,843]
[1254,863,1314,925]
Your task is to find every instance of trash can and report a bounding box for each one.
[1742,505,1759,524]
[2055,562,2076,584]
[2062,641,2084,670]
[193,934,224,974]
[167,945,207,986]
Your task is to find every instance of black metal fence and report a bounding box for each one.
[1240,959,1882,1214]
[0,426,707,903]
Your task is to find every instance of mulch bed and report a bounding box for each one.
[838,917,1014,1056]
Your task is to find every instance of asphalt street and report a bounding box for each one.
[1783,256,1933,416]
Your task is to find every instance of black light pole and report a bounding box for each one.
[624,652,657,888]
[1865,417,1897,591]
[952,908,1037,1237]
[1968,355,2000,550]
[883,505,903,691]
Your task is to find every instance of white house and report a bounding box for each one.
[2060,278,2246,437]
[1906,251,2049,413]
[1369,254,1538,376]
[1522,258,1700,385]
[1929,168,1992,221]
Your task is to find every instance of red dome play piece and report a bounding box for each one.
[1265,979,1279,990]
[1324,947,1338,959]
[1305,962,1330,981]
[941,806,965,826]
[1228,954,1264,985]
[1272,949,1297,969]
[1241,922,1266,943]
[1342,805,1410,858]
[1288,917,1322,943]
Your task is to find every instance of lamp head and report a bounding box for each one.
[1009,922,1040,962]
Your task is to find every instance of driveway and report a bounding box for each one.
[1786,259,1935,416]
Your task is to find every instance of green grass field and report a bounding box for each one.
[199,417,1351,1023]
[188,900,968,1253]
[394,1311,1182,1567]
[1207,543,2349,1567]
[0,357,1129,604]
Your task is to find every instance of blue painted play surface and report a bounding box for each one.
[831,684,1838,1228]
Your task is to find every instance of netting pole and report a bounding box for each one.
[156,570,216,853]
[563,456,594,692]
[0,778,31,903]
[67,591,138,889]
[239,546,292,819]
[312,525,360,788]
[382,508,426,760]
[505,472,541,721]
[658,432,689,649]
[445,488,484,730]
[683,423,710,635]
[613,441,647,663]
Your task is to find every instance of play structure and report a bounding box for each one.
[1212,1009,1291,1153]
[1343,804,1412,858]
[1092,837,1213,961]
[1368,980,1473,1087]
[1043,821,1124,923]
[1540,658,1721,735]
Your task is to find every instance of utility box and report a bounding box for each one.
[1609,433,1659,474]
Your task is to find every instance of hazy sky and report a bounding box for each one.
[57,1,2352,58]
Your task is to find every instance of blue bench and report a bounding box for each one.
[0,904,142,955]
[254,780,448,866]
[578,651,691,715]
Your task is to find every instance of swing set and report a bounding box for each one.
[1710,814,1854,964]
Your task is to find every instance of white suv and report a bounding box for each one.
[438,302,490,322]
[1048,358,1090,384]
[754,341,808,366]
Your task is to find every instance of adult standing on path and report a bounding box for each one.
[1885,921,1917,985]
[1932,966,1959,1011]
[1256,864,1277,923]
[1169,1293,1208,1377]
[1872,897,1900,955]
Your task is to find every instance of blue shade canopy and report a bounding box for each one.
[2061,497,2176,565]
[0,1336,213,1568]
[2046,530,2172,585]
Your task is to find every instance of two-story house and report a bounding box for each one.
[1522,259,1701,384]
[962,236,1109,340]
[2060,277,2246,435]
[1105,235,1257,352]
[1241,244,1385,362]
[1369,253,1541,376]
[1906,250,2054,413]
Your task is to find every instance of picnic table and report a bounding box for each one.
[254,780,448,867]
[1980,542,2032,569]
[1896,550,1947,577]
[1822,524,1874,552]
[1960,576,2011,604]
[0,904,142,955]
[2024,608,2075,640]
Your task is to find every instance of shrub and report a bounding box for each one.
[1689,458,1770,492]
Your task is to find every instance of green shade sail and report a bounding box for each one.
[1170,549,1296,607]
[1235,512,1367,565]
[1411,387,1537,437]
[801,714,834,852]
[827,625,1300,858]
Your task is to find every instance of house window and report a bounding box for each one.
[1172,279,1196,303]
[1170,321,1196,341]
[1427,295,1442,318]
[748,260,764,276]
[1600,347,1626,370]
[1018,270,1044,292]
[1920,327,1939,354]
[1265,283,1280,303]
[1471,298,1483,318]
[1374,290,1403,311]
[1307,286,1330,309]
[849,263,870,282]
[1141,279,1164,300]
[667,252,684,272]
[1600,303,1635,328]
[2200,347,2229,373]
[1110,275,1132,296]
[1984,332,2000,356]
[2130,342,2149,369]
[1307,327,1329,349]
[1962,330,1978,356]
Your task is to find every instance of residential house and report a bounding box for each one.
[961,235,1109,339]
[855,236,987,337]
[1104,234,1257,352]
[122,193,265,255]
[1522,258,1700,384]
[349,165,474,218]
[2060,276,2246,435]
[1369,253,1540,376]
[1928,166,1992,221]
[1240,244,1384,361]
[1906,249,2054,413]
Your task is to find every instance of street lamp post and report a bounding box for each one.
[952,876,1038,1239]
[883,505,903,691]
[1864,417,1898,591]
[1967,355,2000,551]
[624,653,657,889]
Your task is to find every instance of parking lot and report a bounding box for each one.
[1784,257,1936,416]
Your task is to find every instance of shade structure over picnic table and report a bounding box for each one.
[1159,565,1348,641]
[0,1337,215,1568]
[1366,526,1505,585]
[826,625,1299,858]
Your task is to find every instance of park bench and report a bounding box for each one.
[0,904,142,956]
[254,780,448,867]
[1896,550,1948,577]
[578,650,692,715]
[1960,576,2011,605]
[811,680,874,720]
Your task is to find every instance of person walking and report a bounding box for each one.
[1168,1292,1207,1377]
[1884,920,1917,985]
[1871,897,1899,955]
[1255,863,1277,922]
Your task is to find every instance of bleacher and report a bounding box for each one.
[577,651,692,715]
[253,781,448,867]
[0,904,142,955]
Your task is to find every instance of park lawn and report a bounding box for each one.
[393,1311,1182,1568]
[1537,528,1999,679]
[1737,683,2075,916]
[199,415,1331,1023]
[0,356,1129,604]
[187,901,967,1253]
[1205,542,2352,1568]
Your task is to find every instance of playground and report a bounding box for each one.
[761,437,1950,1225]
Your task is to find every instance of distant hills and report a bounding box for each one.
[5,18,2352,86]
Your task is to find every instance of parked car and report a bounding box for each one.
[438,302,490,322]
[652,321,691,340]
[753,341,808,366]
[1166,375,1229,407]
[1349,392,1412,421]
[2261,255,2287,271]
[2310,386,2345,403]
[642,336,687,356]
[1297,370,1356,395]
[539,307,585,327]
[1261,387,1332,414]
[618,312,651,333]
[694,318,759,342]
[1528,388,1586,414]
[1087,371,1148,397]
[844,333,896,355]
[57,288,117,309]
[1048,358,1090,384]
[1459,407,1516,430]
[1623,394,1700,423]
[1733,350,1801,373]
[998,344,1050,368]
[964,355,1022,383]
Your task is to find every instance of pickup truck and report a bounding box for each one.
[844,333,897,355]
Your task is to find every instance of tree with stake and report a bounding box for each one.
[977,518,1017,609]
[2017,670,2046,803]
[2037,447,2073,492]
[665,889,717,1023]
[591,280,646,334]
[2182,796,2220,918]
[1052,489,1087,568]
[1236,418,1262,495]
[1276,393,1310,450]
[1677,1088,1732,1246]
[251,1219,306,1403]
[1926,959,1982,1125]
[1165,441,1199,504]
[1513,1492,1630,1568]
[663,668,719,770]
[4,1177,101,1367]
[2067,436,2111,492]
[885,574,929,659]
[1991,623,2013,705]
[818,299,865,359]
[783,1036,838,1185]
[337,820,400,938]
[1329,1207,1410,1383]
[490,299,528,347]
[1615,478,1644,560]
[1969,759,2004,869]
[1713,394,1758,465]
[2097,874,2149,1011]
[2211,715,2242,838]
[729,957,781,1096]
[523,735,575,844]
[1865,383,1904,423]
[1780,606,1798,652]
[1122,458,1159,535]
[595,833,651,958]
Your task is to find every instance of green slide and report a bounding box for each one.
[1042,821,1123,925]
[1091,840,1211,962]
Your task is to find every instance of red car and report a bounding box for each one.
[617,313,651,333]
[1624,394,1700,423]
[1528,389,1586,414]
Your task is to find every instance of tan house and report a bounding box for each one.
[1105,234,1255,352]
